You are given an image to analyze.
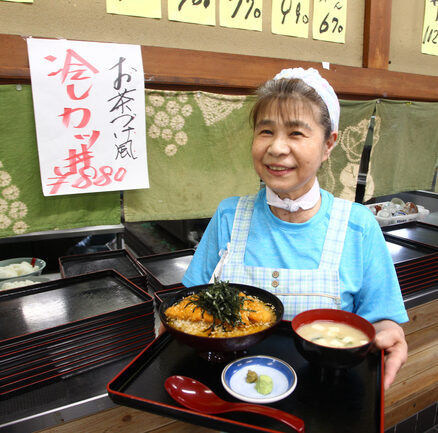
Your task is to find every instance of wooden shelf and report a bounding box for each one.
[2,33,438,101]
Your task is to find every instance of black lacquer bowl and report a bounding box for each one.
[159,283,284,362]
[291,309,375,369]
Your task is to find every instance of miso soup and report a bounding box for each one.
[297,320,370,348]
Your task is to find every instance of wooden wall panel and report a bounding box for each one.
[363,0,392,69]
[2,33,438,101]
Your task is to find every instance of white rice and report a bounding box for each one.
[0,262,39,278]
[1,280,37,291]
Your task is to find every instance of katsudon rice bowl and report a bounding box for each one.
[159,281,284,361]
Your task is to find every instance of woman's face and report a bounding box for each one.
[252,100,337,200]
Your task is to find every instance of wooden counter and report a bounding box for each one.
[36,406,218,433]
[384,297,438,429]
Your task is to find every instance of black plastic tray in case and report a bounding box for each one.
[107,322,383,433]
[383,222,438,250]
[384,235,438,296]
[0,307,154,356]
[153,287,185,306]
[59,249,146,279]
[0,313,155,369]
[385,239,438,266]
[0,270,153,345]
[0,333,154,398]
[136,249,194,291]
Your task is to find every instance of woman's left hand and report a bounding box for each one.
[373,320,408,390]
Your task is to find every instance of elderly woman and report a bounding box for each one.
[182,67,408,389]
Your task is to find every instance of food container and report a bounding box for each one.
[159,283,284,363]
[366,201,429,227]
[0,258,46,281]
[291,309,375,369]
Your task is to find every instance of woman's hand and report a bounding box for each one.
[373,320,408,390]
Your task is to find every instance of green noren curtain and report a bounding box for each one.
[364,99,438,201]
[0,85,120,238]
[125,93,379,221]
[123,90,260,221]
[318,99,377,201]
[2,84,437,236]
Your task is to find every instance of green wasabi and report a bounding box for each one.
[255,374,273,395]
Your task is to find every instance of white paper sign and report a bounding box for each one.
[27,38,149,196]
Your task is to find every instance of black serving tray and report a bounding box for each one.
[385,238,438,266]
[0,270,153,345]
[136,249,194,291]
[396,265,438,283]
[400,279,438,296]
[153,287,185,306]
[0,313,155,367]
[0,329,154,386]
[384,236,438,297]
[59,249,146,279]
[107,322,383,433]
[0,307,153,355]
[395,257,438,277]
[383,222,438,251]
[0,333,154,398]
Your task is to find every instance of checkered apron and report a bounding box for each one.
[217,195,352,320]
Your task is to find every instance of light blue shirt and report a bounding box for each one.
[183,188,408,324]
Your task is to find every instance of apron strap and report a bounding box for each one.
[319,197,352,270]
[228,194,256,261]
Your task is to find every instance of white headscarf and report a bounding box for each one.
[273,67,340,133]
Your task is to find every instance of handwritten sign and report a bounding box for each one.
[27,38,149,196]
[271,0,309,38]
[422,0,438,56]
[168,0,215,26]
[220,0,263,32]
[106,0,162,19]
[312,0,347,44]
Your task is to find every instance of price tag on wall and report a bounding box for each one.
[106,0,162,19]
[220,0,263,32]
[271,0,310,38]
[168,0,216,26]
[312,0,347,44]
[421,0,438,56]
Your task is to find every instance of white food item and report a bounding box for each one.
[0,262,39,278]
[297,320,370,348]
[311,323,325,331]
[329,339,344,348]
[1,280,37,290]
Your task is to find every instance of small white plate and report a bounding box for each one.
[221,355,297,404]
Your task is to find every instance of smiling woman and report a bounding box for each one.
[182,67,408,390]
[251,102,333,208]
